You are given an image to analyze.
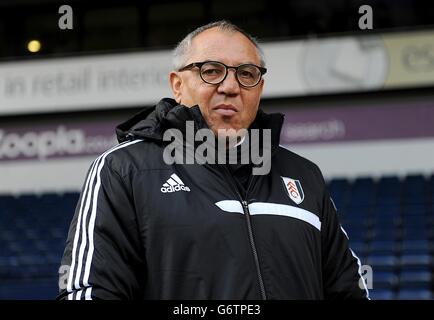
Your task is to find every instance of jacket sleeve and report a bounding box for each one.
[57,154,146,300]
[317,167,370,299]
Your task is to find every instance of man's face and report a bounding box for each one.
[169,28,264,135]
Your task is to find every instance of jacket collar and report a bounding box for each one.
[116,98,284,155]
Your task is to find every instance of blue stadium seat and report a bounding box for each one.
[372,204,401,217]
[368,240,398,255]
[342,219,365,231]
[378,176,401,187]
[329,178,350,192]
[62,192,80,213]
[34,239,49,253]
[50,227,68,239]
[0,256,18,268]
[328,178,350,209]
[401,222,427,235]
[23,228,47,240]
[2,174,433,300]
[397,289,433,300]
[37,263,60,278]
[401,228,428,241]
[429,174,434,205]
[350,177,376,206]
[370,228,401,241]
[348,241,367,256]
[401,240,431,255]
[0,230,17,242]
[16,254,46,266]
[401,218,428,233]
[0,195,19,213]
[345,204,371,218]
[402,226,428,238]
[373,271,398,289]
[16,194,41,212]
[400,254,432,269]
[369,289,395,300]
[366,254,398,271]
[403,175,426,201]
[399,270,432,289]
[48,176,434,300]
[45,252,62,264]
[371,214,400,226]
[0,280,59,300]
[402,204,427,216]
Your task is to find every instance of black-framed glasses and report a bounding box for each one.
[178,61,267,88]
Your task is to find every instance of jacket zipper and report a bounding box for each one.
[222,166,267,300]
[241,200,267,300]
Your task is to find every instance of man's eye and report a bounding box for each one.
[239,70,254,78]
[202,68,222,75]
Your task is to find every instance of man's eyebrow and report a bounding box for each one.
[202,59,260,65]
[240,61,260,65]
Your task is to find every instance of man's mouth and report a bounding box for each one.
[213,104,238,116]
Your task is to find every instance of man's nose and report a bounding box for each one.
[217,69,240,95]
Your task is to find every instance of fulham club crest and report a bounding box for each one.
[281,177,305,205]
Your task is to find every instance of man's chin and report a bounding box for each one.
[213,125,245,136]
[212,124,246,142]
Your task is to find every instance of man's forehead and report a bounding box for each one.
[189,28,260,64]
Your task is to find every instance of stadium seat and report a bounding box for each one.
[403,175,426,202]
[402,228,428,241]
[373,271,398,289]
[329,174,434,299]
[0,280,59,300]
[0,192,80,299]
[350,177,376,206]
[366,254,398,272]
[400,254,432,269]
[348,241,367,257]
[372,204,401,217]
[370,228,401,241]
[402,204,427,216]
[401,240,432,255]
[368,240,398,255]
[399,270,432,289]
[397,289,433,300]
[369,289,395,300]
[328,178,350,209]
[3,173,434,300]
[377,177,402,206]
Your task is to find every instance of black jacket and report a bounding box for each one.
[58,98,369,300]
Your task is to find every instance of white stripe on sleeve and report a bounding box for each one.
[67,140,142,300]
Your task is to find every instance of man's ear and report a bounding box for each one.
[169,71,182,104]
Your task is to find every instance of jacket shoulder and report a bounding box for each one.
[95,139,166,176]
[275,145,324,182]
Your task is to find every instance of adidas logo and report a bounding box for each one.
[161,173,191,193]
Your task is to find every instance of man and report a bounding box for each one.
[58,21,369,300]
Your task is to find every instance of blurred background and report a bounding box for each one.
[0,0,433,300]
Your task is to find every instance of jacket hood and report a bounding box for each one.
[116,98,285,151]
[116,98,208,143]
